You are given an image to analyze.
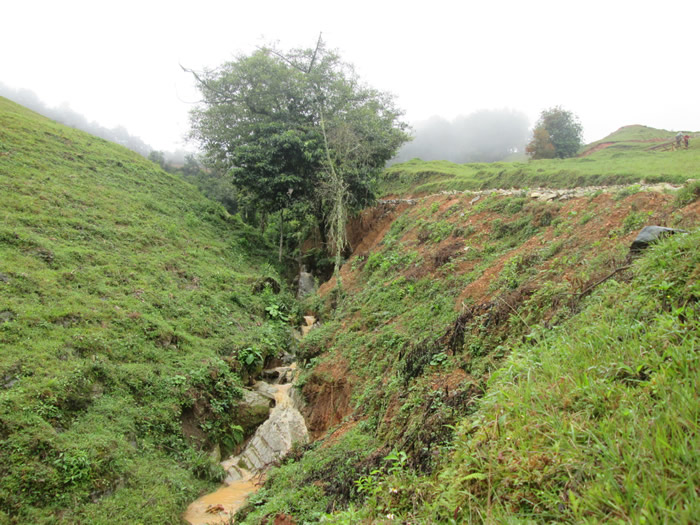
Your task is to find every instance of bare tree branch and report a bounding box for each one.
[307,32,323,74]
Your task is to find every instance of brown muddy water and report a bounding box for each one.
[184,361,307,524]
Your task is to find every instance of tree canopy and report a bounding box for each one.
[188,40,410,262]
[526,106,583,159]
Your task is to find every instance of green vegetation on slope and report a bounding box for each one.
[237,185,698,523]
[0,97,292,524]
[331,229,700,523]
[590,124,679,143]
[381,125,699,196]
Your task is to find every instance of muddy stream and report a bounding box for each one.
[184,318,314,524]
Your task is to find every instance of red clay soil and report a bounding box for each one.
[453,191,680,308]
[346,202,411,254]
[317,202,411,296]
[305,189,699,460]
[272,514,296,525]
[323,190,688,307]
[579,142,616,157]
[320,419,361,449]
[300,355,355,440]
[455,234,545,309]
[580,137,673,156]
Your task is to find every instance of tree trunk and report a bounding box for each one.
[278,209,284,263]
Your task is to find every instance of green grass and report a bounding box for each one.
[590,124,679,143]
[0,97,287,523]
[326,228,700,524]
[3,96,699,524]
[243,181,698,523]
[380,125,699,196]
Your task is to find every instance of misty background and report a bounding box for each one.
[1,83,531,167]
[0,83,188,165]
[392,109,530,164]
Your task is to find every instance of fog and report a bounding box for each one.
[0,83,158,159]
[2,83,529,168]
[392,109,530,164]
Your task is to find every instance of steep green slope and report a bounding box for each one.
[236,185,699,523]
[0,97,289,523]
[380,125,699,196]
[324,228,699,524]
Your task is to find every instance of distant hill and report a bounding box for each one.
[579,124,697,156]
[0,97,286,523]
[379,124,699,197]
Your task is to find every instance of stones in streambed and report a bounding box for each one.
[629,226,687,254]
[260,365,298,384]
[296,265,316,299]
[224,403,308,482]
[235,389,274,433]
[224,379,308,484]
[301,315,318,337]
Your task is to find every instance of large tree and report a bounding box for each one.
[187,39,410,263]
[526,106,583,159]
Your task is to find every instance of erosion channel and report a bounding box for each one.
[184,350,310,524]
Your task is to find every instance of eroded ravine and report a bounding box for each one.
[184,343,311,524]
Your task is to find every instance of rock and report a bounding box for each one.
[280,353,295,365]
[236,389,273,433]
[233,403,308,472]
[0,311,15,324]
[297,267,316,298]
[629,226,687,253]
[224,381,309,483]
[253,276,281,294]
[289,387,305,412]
[261,368,281,382]
[209,443,221,463]
[3,375,18,389]
[253,381,278,400]
[301,315,317,337]
[261,366,296,384]
[0,273,9,283]
[222,463,246,482]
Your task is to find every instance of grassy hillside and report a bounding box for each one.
[0,97,291,523]
[380,125,699,196]
[329,226,700,523]
[237,182,699,523]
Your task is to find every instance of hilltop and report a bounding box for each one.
[0,97,292,523]
[580,124,696,156]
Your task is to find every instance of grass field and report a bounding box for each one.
[380,125,699,196]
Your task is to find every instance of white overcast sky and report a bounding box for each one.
[3,0,699,152]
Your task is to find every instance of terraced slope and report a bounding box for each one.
[0,97,288,524]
